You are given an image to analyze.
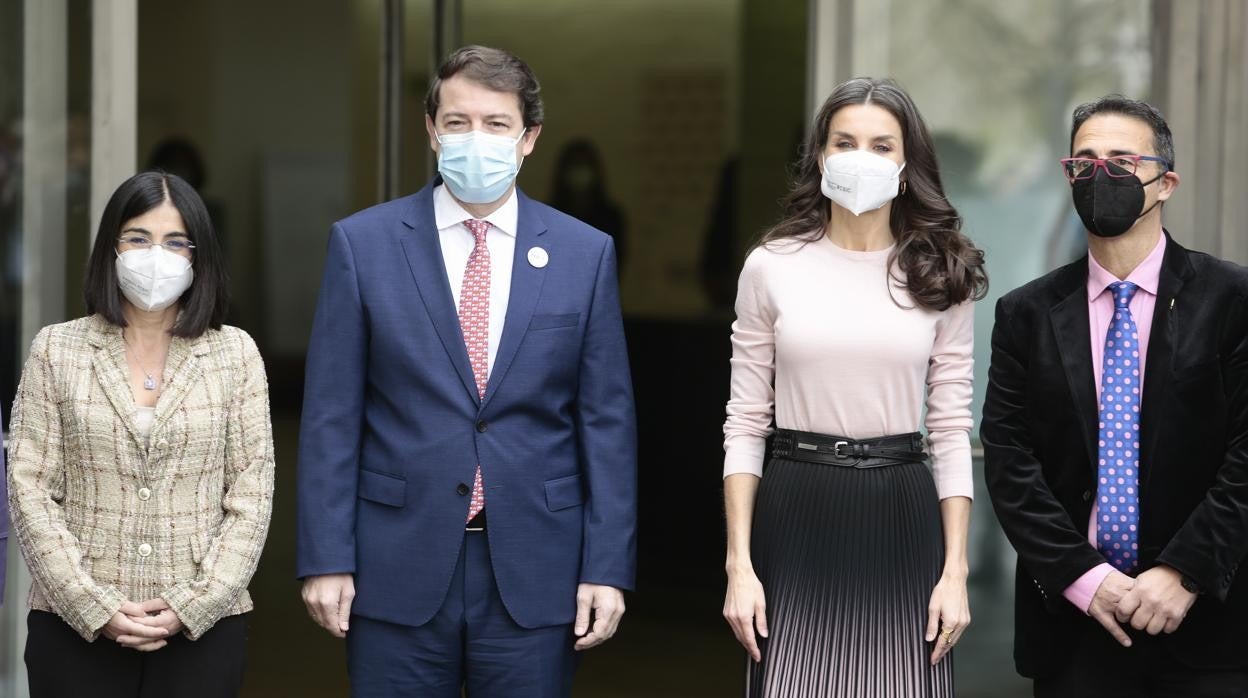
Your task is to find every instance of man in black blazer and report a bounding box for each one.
[983,94,1248,697]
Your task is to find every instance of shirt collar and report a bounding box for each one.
[1087,232,1166,301]
[433,184,519,238]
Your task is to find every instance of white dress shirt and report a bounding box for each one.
[433,184,517,375]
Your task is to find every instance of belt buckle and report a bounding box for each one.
[833,441,850,458]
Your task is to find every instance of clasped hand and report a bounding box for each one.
[101,598,184,652]
[1088,565,1196,647]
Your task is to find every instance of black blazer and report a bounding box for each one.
[982,233,1248,678]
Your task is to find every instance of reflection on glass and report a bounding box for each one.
[876,3,1151,695]
[0,0,21,425]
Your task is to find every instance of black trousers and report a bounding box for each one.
[26,610,248,698]
[1034,620,1248,698]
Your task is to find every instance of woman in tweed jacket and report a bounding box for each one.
[7,170,273,697]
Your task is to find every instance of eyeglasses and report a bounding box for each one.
[1059,155,1171,182]
[116,235,196,255]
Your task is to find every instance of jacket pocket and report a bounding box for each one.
[359,469,407,507]
[544,473,585,511]
[191,531,210,564]
[71,525,106,559]
[529,313,580,331]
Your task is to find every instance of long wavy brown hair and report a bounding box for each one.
[758,78,987,311]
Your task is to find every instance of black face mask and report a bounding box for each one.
[1071,165,1163,238]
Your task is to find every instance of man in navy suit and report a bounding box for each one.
[296,45,637,697]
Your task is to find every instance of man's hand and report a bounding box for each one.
[1088,570,1136,647]
[101,601,170,651]
[573,583,625,651]
[302,573,356,638]
[1115,565,1196,635]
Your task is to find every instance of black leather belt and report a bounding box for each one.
[772,428,928,469]
[466,509,487,532]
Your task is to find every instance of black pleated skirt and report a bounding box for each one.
[746,456,953,698]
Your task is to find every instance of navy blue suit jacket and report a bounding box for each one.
[295,181,637,629]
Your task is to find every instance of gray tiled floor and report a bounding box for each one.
[243,417,1032,696]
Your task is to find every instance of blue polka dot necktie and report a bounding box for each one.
[1097,281,1141,571]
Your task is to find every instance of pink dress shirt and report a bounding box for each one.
[1063,232,1167,612]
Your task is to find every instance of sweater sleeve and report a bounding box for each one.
[926,300,975,500]
[723,250,776,479]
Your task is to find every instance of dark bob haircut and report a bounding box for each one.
[84,170,228,338]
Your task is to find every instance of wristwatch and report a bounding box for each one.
[1179,574,1202,595]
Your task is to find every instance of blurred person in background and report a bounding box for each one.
[549,138,628,272]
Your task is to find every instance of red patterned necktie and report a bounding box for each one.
[461,219,491,523]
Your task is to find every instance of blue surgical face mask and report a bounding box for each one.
[436,129,526,204]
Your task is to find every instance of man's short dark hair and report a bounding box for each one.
[1070,94,1175,170]
[85,170,229,338]
[425,45,543,128]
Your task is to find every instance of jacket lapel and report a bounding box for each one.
[87,316,208,452]
[483,192,548,408]
[1139,233,1190,490]
[150,333,207,437]
[1049,260,1100,472]
[399,184,482,404]
[89,318,146,451]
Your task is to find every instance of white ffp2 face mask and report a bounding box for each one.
[821,150,906,216]
[115,247,194,312]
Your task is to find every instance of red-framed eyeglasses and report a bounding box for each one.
[1059,155,1172,182]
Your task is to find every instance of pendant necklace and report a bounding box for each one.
[125,334,162,391]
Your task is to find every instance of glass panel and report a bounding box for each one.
[2,2,94,692]
[64,0,92,320]
[400,0,434,196]
[453,0,796,320]
[137,2,378,695]
[445,2,806,695]
[869,2,1152,695]
[0,1,23,428]
[878,0,1152,421]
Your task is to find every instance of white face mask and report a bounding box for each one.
[115,246,194,312]
[436,129,525,204]
[821,150,907,216]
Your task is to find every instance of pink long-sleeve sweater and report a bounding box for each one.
[722,236,975,501]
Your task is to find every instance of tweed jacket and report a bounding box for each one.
[6,314,274,641]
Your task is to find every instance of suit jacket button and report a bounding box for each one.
[1082,490,1092,502]
[476,420,488,433]
[457,483,470,496]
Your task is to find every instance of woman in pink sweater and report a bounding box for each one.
[721,78,988,697]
